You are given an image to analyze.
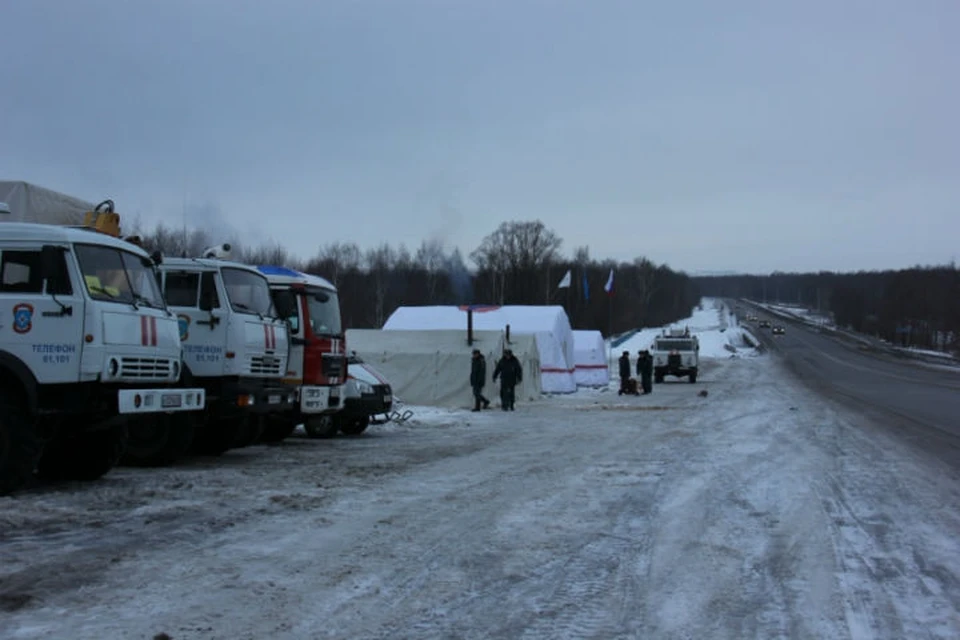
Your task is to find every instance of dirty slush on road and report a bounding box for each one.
[3,355,960,639]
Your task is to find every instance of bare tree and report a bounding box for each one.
[471,220,562,303]
[365,243,396,327]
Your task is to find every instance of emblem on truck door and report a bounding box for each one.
[178,314,191,341]
[13,303,34,334]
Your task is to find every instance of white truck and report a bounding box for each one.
[0,213,206,494]
[256,266,346,440]
[651,327,700,383]
[156,247,297,455]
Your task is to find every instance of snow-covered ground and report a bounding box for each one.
[3,301,960,639]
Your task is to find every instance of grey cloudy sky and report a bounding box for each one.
[2,0,958,274]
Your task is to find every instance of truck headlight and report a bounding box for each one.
[108,358,119,377]
[358,381,374,394]
[172,361,180,378]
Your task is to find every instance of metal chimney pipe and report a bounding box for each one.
[467,309,474,346]
[505,323,511,344]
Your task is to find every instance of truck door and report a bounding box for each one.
[270,286,304,385]
[162,270,227,377]
[0,244,84,383]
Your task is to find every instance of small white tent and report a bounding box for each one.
[573,330,610,387]
[382,305,576,393]
[346,329,542,408]
[0,181,94,225]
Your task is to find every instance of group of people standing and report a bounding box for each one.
[471,348,523,411]
[618,350,653,396]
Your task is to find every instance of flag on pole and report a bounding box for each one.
[557,269,571,289]
[582,271,589,301]
[604,268,614,295]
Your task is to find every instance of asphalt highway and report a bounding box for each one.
[736,301,960,466]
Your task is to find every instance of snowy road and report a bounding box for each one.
[3,353,960,639]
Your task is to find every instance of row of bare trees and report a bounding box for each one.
[696,266,960,352]
[132,220,701,335]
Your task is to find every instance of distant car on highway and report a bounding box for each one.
[759,320,771,329]
[772,325,785,335]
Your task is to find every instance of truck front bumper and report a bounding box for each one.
[117,388,206,414]
[298,385,343,415]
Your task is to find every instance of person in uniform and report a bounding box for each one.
[470,349,491,411]
[492,349,523,411]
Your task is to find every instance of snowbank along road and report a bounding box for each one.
[2,314,960,638]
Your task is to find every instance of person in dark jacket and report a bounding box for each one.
[637,349,653,394]
[618,350,631,395]
[470,349,491,411]
[492,349,523,410]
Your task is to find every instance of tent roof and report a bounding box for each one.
[384,305,570,333]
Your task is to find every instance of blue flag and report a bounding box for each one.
[582,271,589,301]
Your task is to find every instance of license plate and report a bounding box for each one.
[268,394,281,405]
[161,394,182,408]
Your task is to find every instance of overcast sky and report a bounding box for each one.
[2,0,958,274]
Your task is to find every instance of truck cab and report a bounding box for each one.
[256,266,346,440]
[0,221,206,494]
[156,251,296,455]
[651,327,700,383]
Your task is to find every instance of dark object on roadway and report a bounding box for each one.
[772,325,785,335]
[698,389,708,397]
[759,320,771,328]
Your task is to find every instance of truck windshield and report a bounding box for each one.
[74,244,165,308]
[305,286,342,336]
[221,267,275,317]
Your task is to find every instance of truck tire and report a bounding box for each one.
[339,415,370,436]
[260,418,297,444]
[304,415,338,439]
[689,371,697,383]
[122,414,194,467]
[191,418,234,456]
[36,424,126,483]
[0,393,41,496]
[230,415,264,449]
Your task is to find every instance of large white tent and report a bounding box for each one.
[346,329,542,408]
[382,305,576,393]
[0,181,94,225]
[573,330,610,387]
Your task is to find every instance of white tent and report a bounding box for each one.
[0,181,94,225]
[382,305,576,393]
[346,329,542,408]
[573,330,610,387]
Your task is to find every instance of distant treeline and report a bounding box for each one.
[696,266,960,352]
[132,219,700,335]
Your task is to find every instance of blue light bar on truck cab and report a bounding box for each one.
[256,265,304,278]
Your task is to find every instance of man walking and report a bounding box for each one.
[492,349,523,411]
[637,349,653,394]
[618,350,631,395]
[470,349,491,411]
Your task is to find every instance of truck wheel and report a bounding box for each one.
[192,418,234,456]
[340,416,370,436]
[122,414,194,467]
[304,415,338,439]
[0,394,41,496]
[36,425,126,482]
[689,372,697,383]
[260,418,297,444]
[230,415,264,449]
